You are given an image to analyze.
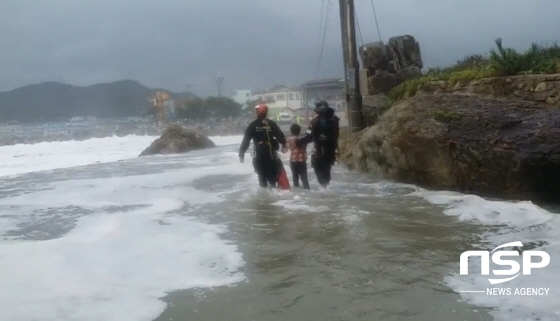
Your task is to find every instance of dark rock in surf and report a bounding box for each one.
[139,124,215,157]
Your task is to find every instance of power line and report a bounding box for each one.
[315,0,330,79]
[355,8,364,47]
[370,0,382,42]
[317,0,326,50]
[315,0,332,79]
[355,7,364,68]
[314,0,326,76]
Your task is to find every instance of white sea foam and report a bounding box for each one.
[3,133,560,321]
[272,199,330,213]
[0,153,252,236]
[0,135,249,321]
[0,199,246,321]
[0,134,244,177]
[411,188,560,321]
[410,189,556,227]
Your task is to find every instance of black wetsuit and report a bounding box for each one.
[298,109,339,187]
[251,139,279,172]
[240,117,286,188]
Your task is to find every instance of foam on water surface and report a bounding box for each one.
[0,135,249,321]
[0,134,243,177]
[410,188,560,321]
[2,134,560,321]
[0,200,246,321]
[410,189,555,227]
[272,199,330,213]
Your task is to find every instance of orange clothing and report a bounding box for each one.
[287,136,307,162]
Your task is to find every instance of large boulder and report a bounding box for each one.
[340,92,560,202]
[360,35,423,95]
[387,35,423,71]
[362,94,389,127]
[139,124,216,157]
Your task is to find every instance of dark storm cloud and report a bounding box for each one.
[1,0,559,96]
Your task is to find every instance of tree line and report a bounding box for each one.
[0,79,252,122]
[174,97,245,120]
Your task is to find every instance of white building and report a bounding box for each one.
[231,90,252,108]
[251,86,302,117]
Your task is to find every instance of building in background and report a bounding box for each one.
[165,100,176,121]
[274,107,297,123]
[251,85,302,118]
[231,90,252,109]
[301,78,347,115]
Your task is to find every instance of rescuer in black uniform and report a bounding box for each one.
[297,101,340,187]
[239,104,287,188]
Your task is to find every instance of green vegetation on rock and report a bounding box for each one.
[430,109,461,122]
[387,38,560,104]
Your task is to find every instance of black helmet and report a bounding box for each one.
[313,100,329,113]
[324,107,335,118]
[313,106,326,114]
[314,100,329,108]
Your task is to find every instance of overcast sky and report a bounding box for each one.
[1,0,559,97]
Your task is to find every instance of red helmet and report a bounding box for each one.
[255,104,268,117]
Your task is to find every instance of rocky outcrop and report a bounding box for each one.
[422,74,560,106]
[361,94,389,127]
[139,124,215,157]
[360,35,423,95]
[340,90,560,203]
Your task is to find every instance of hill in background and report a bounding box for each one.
[0,80,198,122]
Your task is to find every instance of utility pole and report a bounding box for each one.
[216,77,224,97]
[338,0,350,134]
[303,85,309,123]
[339,0,364,137]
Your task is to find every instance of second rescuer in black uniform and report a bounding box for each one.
[239,104,287,188]
[297,100,340,187]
